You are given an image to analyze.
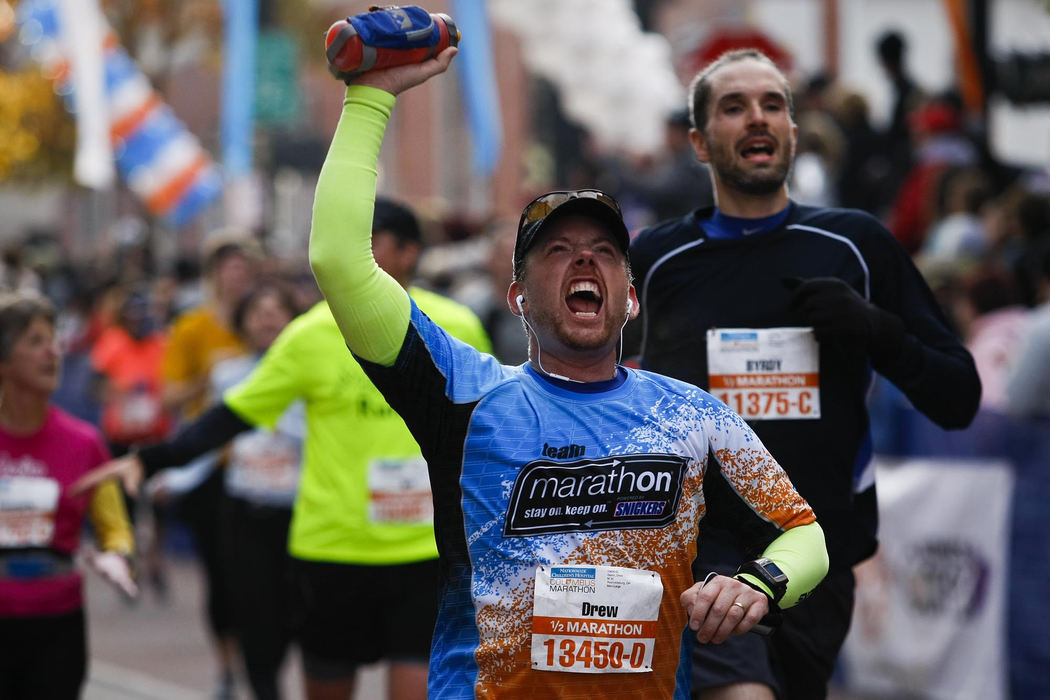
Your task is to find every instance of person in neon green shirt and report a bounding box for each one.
[73,199,491,700]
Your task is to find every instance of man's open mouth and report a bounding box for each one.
[740,139,775,161]
[566,280,602,317]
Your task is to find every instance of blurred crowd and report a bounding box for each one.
[0,226,318,421]
[1,31,1048,495]
[3,29,1048,424]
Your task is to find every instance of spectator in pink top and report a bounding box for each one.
[0,291,137,699]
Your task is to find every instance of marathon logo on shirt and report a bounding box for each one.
[503,454,686,537]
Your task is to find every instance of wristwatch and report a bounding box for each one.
[734,557,788,605]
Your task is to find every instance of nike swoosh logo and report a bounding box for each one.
[742,227,763,236]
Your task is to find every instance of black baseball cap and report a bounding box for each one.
[513,189,629,278]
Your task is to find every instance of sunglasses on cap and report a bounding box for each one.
[513,189,630,277]
[517,189,623,233]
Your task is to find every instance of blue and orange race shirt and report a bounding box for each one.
[360,302,816,699]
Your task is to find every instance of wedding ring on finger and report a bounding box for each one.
[731,601,747,612]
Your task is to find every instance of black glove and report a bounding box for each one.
[783,276,905,366]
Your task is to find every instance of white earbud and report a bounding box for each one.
[515,294,525,317]
[626,298,634,316]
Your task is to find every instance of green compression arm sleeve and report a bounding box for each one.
[309,85,410,367]
[737,521,829,608]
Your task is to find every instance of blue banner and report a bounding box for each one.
[450,0,502,176]
[221,0,258,177]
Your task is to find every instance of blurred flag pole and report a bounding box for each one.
[942,0,985,117]
[221,0,260,229]
[56,0,114,189]
[450,0,503,177]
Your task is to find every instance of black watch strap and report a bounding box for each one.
[734,557,788,605]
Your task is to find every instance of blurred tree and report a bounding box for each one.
[0,69,75,183]
[271,0,356,69]
[101,0,332,79]
[0,1,72,181]
[102,0,224,90]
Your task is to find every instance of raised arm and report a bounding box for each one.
[308,49,456,366]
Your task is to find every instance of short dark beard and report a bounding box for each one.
[529,303,615,353]
[705,130,792,196]
[719,160,791,195]
[713,150,789,194]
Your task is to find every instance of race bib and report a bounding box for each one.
[707,327,820,420]
[119,392,161,430]
[102,389,168,443]
[0,476,60,547]
[367,457,432,525]
[227,432,301,500]
[531,564,662,674]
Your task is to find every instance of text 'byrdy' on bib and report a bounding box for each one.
[531,564,663,673]
[706,327,821,420]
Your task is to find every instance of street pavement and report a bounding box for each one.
[83,552,385,699]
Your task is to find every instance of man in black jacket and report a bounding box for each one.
[628,49,980,700]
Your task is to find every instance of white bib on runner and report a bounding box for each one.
[707,327,821,420]
[366,457,433,525]
[226,431,301,501]
[531,564,663,674]
[118,391,161,431]
[0,476,60,547]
